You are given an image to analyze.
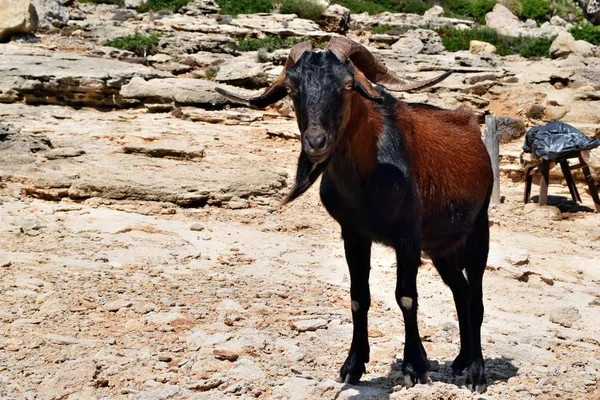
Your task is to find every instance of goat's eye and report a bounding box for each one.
[344,82,353,91]
[285,86,293,94]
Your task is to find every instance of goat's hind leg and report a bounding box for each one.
[431,254,471,375]
[463,211,489,393]
[339,226,372,384]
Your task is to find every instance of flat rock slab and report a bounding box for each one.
[0,46,170,107]
[121,77,252,107]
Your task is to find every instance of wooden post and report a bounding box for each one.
[485,115,501,204]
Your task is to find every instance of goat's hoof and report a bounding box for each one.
[339,354,365,385]
[465,359,487,393]
[403,371,429,387]
[402,360,430,387]
[341,373,362,385]
[451,352,470,375]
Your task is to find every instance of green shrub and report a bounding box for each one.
[371,24,393,34]
[398,0,431,14]
[437,26,552,58]
[278,0,325,21]
[136,0,193,12]
[237,36,314,52]
[446,0,494,23]
[549,0,584,23]
[518,37,553,57]
[498,0,523,17]
[215,0,274,16]
[570,23,600,46]
[521,0,551,23]
[103,33,161,57]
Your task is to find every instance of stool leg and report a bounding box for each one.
[524,167,534,204]
[539,160,550,206]
[580,159,600,212]
[560,160,580,203]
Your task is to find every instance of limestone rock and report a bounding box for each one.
[121,77,248,107]
[215,60,270,88]
[180,0,220,15]
[403,29,444,54]
[391,37,424,55]
[485,4,522,37]
[38,359,98,400]
[549,31,599,59]
[292,318,328,332]
[470,40,497,55]
[549,306,581,328]
[577,0,600,24]
[424,5,444,18]
[0,47,170,107]
[0,0,38,42]
[318,4,350,34]
[158,32,238,56]
[31,0,69,29]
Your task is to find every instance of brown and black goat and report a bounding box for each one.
[216,37,493,392]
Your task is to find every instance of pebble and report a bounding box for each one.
[291,318,328,332]
[158,354,172,362]
[213,348,239,361]
[190,222,205,231]
[0,256,11,268]
[104,300,133,312]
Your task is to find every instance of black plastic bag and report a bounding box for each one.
[523,121,600,160]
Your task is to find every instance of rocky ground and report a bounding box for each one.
[1,1,600,399]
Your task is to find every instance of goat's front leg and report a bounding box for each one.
[394,227,430,387]
[340,226,372,384]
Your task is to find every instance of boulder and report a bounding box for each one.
[180,0,220,15]
[31,0,69,29]
[549,31,599,59]
[318,4,350,34]
[485,4,521,36]
[124,0,146,8]
[215,60,271,88]
[392,29,444,55]
[424,5,444,18]
[405,29,444,54]
[391,37,424,55]
[0,0,38,42]
[470,40,497,55]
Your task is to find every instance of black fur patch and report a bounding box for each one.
[282,151,328,205]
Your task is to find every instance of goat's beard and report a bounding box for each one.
[281,151,329,205]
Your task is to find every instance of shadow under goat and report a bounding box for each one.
[216,37,493,393]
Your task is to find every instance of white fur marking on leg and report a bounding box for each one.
[351,301,360,312]
[400,296,413,310]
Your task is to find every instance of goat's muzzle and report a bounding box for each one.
[302,128,330,164]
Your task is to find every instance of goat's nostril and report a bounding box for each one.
[315,136,326,150]
[307,134,327,152]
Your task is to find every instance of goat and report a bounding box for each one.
[216,37,493,392]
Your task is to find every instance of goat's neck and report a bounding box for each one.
[333,93,382,179]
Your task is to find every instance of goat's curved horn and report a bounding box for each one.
[215,40,313,108]
[325,37,452,92]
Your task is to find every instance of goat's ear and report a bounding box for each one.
[215,85,288,109]
[353,70,384,103]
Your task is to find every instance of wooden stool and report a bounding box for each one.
[523,150,600,212]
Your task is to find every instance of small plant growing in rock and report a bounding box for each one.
[518,37,554,58]
[205,66,220,79]
[520,0,551,23]
[215,0,274,16]
[103,33,161,57]
[137,0,193,12]
[278,0,325,22]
